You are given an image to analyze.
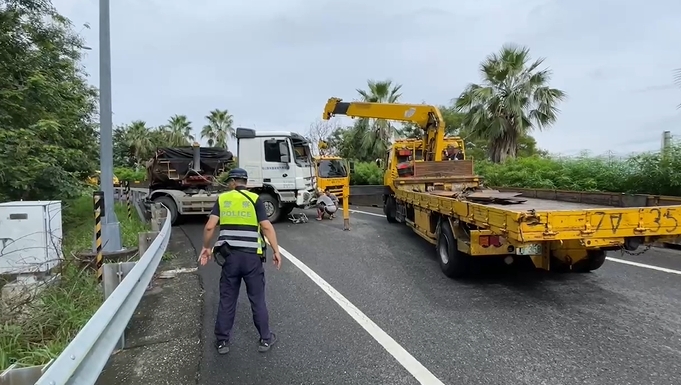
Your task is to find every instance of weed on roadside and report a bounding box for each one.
[0,194,150,370]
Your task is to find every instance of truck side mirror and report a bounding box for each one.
[375,159,382,168]
[278,142,290,163]
[349,161,355,173]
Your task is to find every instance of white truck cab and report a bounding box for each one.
[236,127,316,222]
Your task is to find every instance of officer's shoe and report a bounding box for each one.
[216,340,230,355]
[258,332,277,353]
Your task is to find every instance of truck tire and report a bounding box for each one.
[436,219,470,279]
[153,196,178,226]
[281,205,295,218]
[259,193,282,223]
[572,250,607,273]
[384,196,398,223]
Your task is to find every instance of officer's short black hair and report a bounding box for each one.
[324,188,330,192]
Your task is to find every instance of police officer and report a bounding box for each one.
[198,168,282,355]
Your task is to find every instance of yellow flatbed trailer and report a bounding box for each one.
[385,161,681,278]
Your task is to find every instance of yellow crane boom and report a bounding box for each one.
[322,97,447,161]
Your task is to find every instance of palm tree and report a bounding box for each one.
[125,120,154,168]
[163,115,194,145]
[455,44,566,163]
[201,109,234,148]
[154,126,186,147]
[356,79,403,158]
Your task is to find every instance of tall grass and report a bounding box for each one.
[0,194,148,370]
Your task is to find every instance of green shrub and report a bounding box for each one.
[350,161,383,185]
[476,147,681,196]
[348,145,681,196]
[114,167,146,182]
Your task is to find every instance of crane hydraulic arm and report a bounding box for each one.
[322,97,447,161]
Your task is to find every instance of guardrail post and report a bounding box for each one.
[138,231,160,257]
[0,361,52,385]
[102,262,136,350]
[150,203,163,231]
[139,231,159,291]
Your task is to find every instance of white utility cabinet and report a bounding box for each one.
[0,201,63,274]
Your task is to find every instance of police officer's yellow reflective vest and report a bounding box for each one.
[214,189,263,255]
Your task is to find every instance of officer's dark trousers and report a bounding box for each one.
[215,250,272,343]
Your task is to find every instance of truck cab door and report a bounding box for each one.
[238,137,264,186]
[263,138,293,190]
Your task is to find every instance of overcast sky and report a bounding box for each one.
[53,0,681,155]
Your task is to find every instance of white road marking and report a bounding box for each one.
[266,240,445,385]
[605,257,681,275]
[349,209,681,276]
[349,209,384,217]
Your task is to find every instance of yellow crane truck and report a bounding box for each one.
[323,97,681,278]
[313,154,352,230]
[391,137,465,162]
[313,155,351,198]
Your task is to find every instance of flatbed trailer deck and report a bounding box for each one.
[397,188,681,243]
[484,197,603,211]
[387,162,681,278]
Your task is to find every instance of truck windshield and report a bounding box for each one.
[317,159,347,178]
[292,141,312,167]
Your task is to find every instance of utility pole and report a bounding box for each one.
[97,0,122,252]
[662,130,672,153]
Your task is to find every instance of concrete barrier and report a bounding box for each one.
[349,185,384,207]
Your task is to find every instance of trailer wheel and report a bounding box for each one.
[436,219,470,279]
[384,196,398,223]
[572,250,607,273]
[259,193,282,223]
[153,196,178,226]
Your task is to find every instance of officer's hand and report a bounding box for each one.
[272,251,282,270]
[198,247,212,266]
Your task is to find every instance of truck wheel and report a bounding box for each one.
[572,250,607,273]
[436,219,470,279]
[384,196,398,223]
[153,196,178,226]
[259,193,282,223]
[281,205,294,217]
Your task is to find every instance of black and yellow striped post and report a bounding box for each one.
[125,181,132,220]
[93,191,104,281]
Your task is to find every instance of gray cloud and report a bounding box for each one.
[54,0,681,154]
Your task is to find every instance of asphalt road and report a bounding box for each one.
[180,206,681,385]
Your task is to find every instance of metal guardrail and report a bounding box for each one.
[113,186,149,223]
[2,198,172,385]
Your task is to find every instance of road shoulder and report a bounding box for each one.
[96,229,202,385]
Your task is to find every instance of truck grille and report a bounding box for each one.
[328,185,343,196]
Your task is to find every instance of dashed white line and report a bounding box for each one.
[267,240,445,385]
[349,209,681,276]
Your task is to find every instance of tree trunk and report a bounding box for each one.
[488,130,519,163]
